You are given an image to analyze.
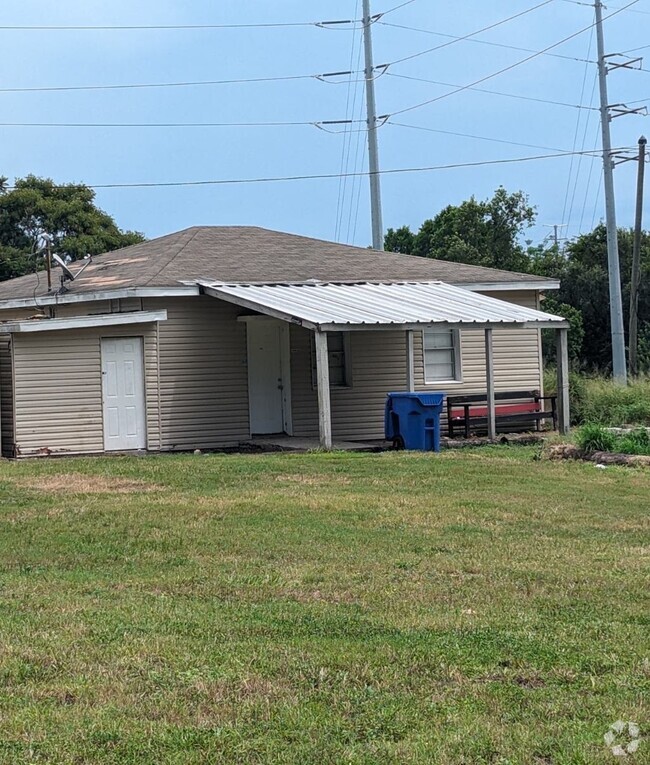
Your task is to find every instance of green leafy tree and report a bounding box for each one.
[384,225,415,254]
[540,295,585,365]
[0,175,144,280]
[561,225,650,371]
[386,187,535,272]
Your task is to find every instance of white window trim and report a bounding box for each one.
[422,328,463,385]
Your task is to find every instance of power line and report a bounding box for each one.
[379,21,596,64]
[386,72,602,111]
[384,0,557,67]
[0,1,416,32]
[335,8,364,241]
[379,0,419,16]
[0,21,319,31]
[389,0,640,118]
[579,121,603,234]
[389,121,568,151]
[0,121,331,128]
[0,67,392,96]
[345,9,368,244]
[0,74,319,93]
[560,0,650,14]
[5,148,628,191]
[565,71,599,236]
[561,22,596,229]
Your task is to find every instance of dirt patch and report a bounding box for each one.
[12,473,161,494]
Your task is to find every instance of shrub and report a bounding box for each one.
[576,424,650,455]
[617,428,650,456]
[576,424,617,453]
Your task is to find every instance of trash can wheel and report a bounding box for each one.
[392,435,405,450]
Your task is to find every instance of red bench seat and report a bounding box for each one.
[446,390,558,437]
[450,402,541,420]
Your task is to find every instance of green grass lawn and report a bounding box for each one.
[0,448,648,764]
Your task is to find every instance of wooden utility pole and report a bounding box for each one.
[629,135,646,377]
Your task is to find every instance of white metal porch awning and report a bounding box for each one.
[198,280,567,331]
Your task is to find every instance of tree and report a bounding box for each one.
[384,225,415,254]
[0,175,145,280]
[561,225,650,371]
[385,187,535,272]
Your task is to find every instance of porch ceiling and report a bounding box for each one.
[198,280,568,331]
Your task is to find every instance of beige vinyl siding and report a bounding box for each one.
[291,326,408,440]
[290,290,544,441]
[145,296,249,450]
[0,334,14,456]
[53,298,144,317]
[12,324,159,457]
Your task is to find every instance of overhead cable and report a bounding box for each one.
[379,21,596,64]
[560,0,650,14]
[5,148,630,191]
[388,121,568,152]
[0,120,345,128]
[385,72,602,111]
[384,0,557,67]
[0,0,415,32]
[0,74,319,93]
[388,0,640,118]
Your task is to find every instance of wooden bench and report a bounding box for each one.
[446,390,557,438]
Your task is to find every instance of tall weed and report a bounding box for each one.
[544,371,650,426]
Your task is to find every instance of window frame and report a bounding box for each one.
[311,331,352,389]
[422,327,463,385]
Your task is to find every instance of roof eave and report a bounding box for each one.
[0,285,200,311]
[455,280,560,292]
[317,320,569,332]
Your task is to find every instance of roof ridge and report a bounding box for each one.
[143,228,201,286]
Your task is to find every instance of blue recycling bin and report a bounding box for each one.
[385,392,445,452]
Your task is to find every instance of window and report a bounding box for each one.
[423,328,461,383]
[311,331,351,388]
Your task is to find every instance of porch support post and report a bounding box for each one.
[406,330,415,391]
[485,327,496,440]
[314,330,333,450]
[556,327,570,435]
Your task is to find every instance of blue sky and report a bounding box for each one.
[1,0,648,248]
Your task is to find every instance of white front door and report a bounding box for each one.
[247,320,291,435]
[101,337,146,451]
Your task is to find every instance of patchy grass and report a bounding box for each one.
[0,448,648,764]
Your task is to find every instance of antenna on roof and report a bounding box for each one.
[52,252,93,292]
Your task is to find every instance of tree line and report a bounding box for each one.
[385,187,649,374]
[0,175,143,281]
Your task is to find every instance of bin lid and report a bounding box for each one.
[387,392,445,406]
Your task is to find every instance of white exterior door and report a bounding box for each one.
[247,320,291,435]
[101,337,146,451]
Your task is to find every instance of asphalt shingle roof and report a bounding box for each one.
[0,226,556,303]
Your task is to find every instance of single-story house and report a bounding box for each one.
[0,226,569,457]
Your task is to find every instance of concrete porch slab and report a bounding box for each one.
[246,435,388,453]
